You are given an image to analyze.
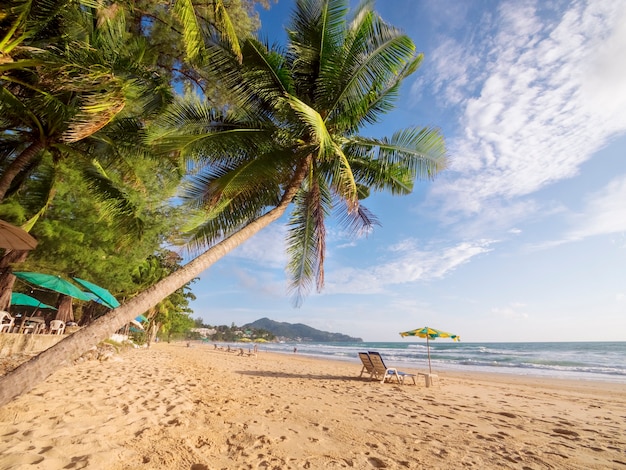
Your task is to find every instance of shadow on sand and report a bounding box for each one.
[235,370,369,382]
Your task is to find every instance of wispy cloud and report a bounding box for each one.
[230,224,287,268]
[324,239,495,294]
[419,0,626,221]
[491,302,529,320]
[232,267,286,297]
[564,175,626,241]
[527,174,626,250]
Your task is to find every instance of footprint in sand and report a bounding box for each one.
[367,456,387,468]
[552,428,580,439]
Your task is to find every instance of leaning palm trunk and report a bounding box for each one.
[0,163,307,406]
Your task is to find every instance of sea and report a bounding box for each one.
[222,341,626,384]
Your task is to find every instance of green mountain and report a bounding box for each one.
[243,318,362,342]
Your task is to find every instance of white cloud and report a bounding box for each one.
[325,239,495,295]
[524,174,626,250]
[491,302,529,320]
[232,268,285,297]
[579,2,626,133]
[566,175,626,240]
[419,0,626,221]
[230,224,287,268]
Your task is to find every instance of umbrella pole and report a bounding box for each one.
[427,336,432,374]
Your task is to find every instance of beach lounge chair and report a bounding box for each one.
[358,352,378,380]
[368,351,417,385]
[0,311,14,333]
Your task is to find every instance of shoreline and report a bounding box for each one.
[1,342,625,469]
[248,343,626,389]
[253,345,626,386]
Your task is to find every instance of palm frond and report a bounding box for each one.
[330,54,423,133]
[148,96,275,160]
[177,145,303,252]
[288,0,349,101]
[346,127,447,182]
[286,178,331,306]
[239,39,292,111]
[7,154,56,213]
[62,91,126,143]
[213,0,242,62]
[180,149,287,210]
[321,8,420,129]
[334,199,379,237]
[0,84,43,134]
[325,144,359,211]
[286,94,335,160]
[74,158,145,242]
[0,0,70,54]
[181,189,276,252]
[173,0,204,62]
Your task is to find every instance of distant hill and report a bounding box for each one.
[243,318,363,343]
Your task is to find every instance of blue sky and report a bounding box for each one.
[188,0,626,342]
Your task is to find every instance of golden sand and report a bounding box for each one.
[0,342,624,469]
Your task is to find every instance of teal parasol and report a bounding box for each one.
[13,272,91,301]
[73,277,120,309]
[10,292,56,310]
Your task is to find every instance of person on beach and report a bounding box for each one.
[293,347,297,354]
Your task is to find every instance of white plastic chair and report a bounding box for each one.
[0,311,14,333]
[49,319,65,335]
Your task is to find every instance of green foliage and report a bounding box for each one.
[150,0,448,308]
[2,159,181,297]
[129,330,147,345]
[191,319,276,342]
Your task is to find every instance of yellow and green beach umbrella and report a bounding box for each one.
[400,326,460,374]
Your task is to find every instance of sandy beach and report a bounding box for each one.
[0,342,624,469]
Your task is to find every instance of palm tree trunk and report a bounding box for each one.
[0,250,29,310]
[0,141,45,202]
[0,157,311,407]
[55,295,74,322]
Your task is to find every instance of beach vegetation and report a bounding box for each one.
[101,338,126,353]
[0,0,174,239]
[0,0,446,406]
[243,317,361,342]
[191,319,276,342]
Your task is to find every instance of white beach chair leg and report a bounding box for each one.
[423,373,438,387]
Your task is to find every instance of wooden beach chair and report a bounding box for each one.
[368,351,417,385]
[358,352,378,380]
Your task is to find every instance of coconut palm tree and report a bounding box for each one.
[0,0,447,406]
[0,1,172,227]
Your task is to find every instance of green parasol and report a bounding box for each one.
[73,277,120,309]
[13,272,91,301]
[10,292,56,310]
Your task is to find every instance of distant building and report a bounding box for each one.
[191,328,217,338]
